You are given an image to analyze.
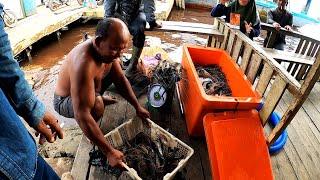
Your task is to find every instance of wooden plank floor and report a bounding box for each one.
[71,86,212,179]
[272,82,320,180]
[72,82,320,179]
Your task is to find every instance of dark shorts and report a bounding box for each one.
[54,75,112,118]
[54,92,104,118]
[53,94,74,118]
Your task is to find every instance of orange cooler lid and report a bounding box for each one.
[203,110,273,180]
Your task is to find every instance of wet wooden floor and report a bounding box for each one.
[272,82,320,180]
[71,81,320,180]
[71,86,212,180]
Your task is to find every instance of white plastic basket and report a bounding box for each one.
[104,117,194,180]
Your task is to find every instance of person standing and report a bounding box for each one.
[0,3,63,180]
[104,0,147,77]
[211,0,261,39]
[264,0,293,50]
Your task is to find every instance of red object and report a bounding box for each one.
[203,110,274,180]
[179,45,261,136]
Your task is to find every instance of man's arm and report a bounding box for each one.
[0,7,63,143]
[70,60,114,153]
[70,59,124,166]
[109,60,150,119]
[0,9,44,128]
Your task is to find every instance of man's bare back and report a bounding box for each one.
[55,39,112,98]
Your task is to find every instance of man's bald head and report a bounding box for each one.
[96,18,130,42]
[94,18,130,63]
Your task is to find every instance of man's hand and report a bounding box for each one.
[273,22,281,31]
[244,21,253,34]
[136,106,150,120]
[106,148,124,167]
[284,25,292,31]
[35,111,63,145]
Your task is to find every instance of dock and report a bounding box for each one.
[82,0,174,21]
[6,0,174,58]
[6,5,84,56]
[6,2,320,179]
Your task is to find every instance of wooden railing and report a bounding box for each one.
[262,22,320,80]
[211,18,320,145]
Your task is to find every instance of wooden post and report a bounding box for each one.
[259,75,287,126]
[266,31,277,48]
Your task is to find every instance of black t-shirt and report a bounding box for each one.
[265,8,293,46]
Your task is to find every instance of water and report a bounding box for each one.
[21,21,96,69]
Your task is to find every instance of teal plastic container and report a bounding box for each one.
[21,0,37,17]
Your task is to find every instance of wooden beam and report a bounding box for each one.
[260,75,287,126]
[231,37,243,62]
[311,44,319,57]
[240,43,252,72]
[157,21,224,42]
[262,47,315,65]
[266,31,277,48]
[290,64,300,77]
[232,30,301,92]
[301,40,310,55]
[295,39,305,54]
[219,25,229,50]
[296,65,309,80]
[306,42,315,56]
[267,54,320,145]
[261,23,320,44]
[256,63,274,96]
[226,31,236,55]
[71,135,93,180]
[246,53,263,84]
[216,22,225,48]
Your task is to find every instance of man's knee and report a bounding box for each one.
[92,95,104,120]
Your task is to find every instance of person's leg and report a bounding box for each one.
[91,94,105,121]
[143,0,155,22]
[99,73,118,105]
[104,0,116,18]
[33,155,59,180]
[125,12,146,76]
[143,0,161,29]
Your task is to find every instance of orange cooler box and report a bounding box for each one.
[203,110,273,180]
[179,45,261,136]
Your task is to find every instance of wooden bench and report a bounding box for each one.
[262,47,315,78]
[157,21,225,46]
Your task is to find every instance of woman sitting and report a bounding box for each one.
[211,0,261,40]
